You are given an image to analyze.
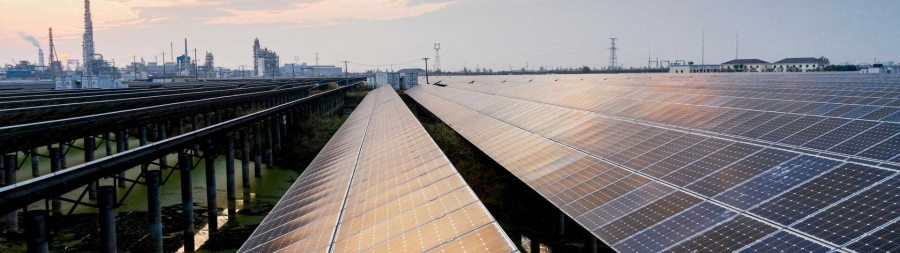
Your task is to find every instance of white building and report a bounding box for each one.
[772,57,830,72]
[721,59,770,72]
[366,71,418,89]
[669,63,720,73]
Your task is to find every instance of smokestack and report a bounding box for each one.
[83,0,95,75]
[184,38,188,70]
[39,49,44,66]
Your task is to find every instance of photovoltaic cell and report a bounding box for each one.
[738,231,831,253]
[406,74,900,253]
[612,202,734,252]
[829,123,900,155]
[749,163,894,226]
[664,215,778,253]
[714,155,843,210]
[238,87,515,253]
[792,177,900,245]
[847,220,900,252]
[800,120,878,150]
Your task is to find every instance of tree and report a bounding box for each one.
[581,66,591,73]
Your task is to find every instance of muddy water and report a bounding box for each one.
[1,136,300,252]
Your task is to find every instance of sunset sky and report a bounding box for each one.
[1,0,899,71]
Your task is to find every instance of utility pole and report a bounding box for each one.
[423,58,430,84]
[161,52,166,80]
[736,30,739,59]
[193,48,199,80]
[608,38,618,72]
[315,53,319,65]
[343,61,349,85]
[701,29,705,65]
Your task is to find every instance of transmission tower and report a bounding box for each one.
[608,38,618,71]
[434,43,442,74]
[48,27,59,77]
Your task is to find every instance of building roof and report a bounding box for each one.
[397,68,424,73]
[773,57,822,64]
[722,59,769,65]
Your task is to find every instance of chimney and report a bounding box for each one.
[39,49,45,66]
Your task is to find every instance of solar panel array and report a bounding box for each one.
[238,86,516,253]
[406,73,900,253]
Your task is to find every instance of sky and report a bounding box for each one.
[1,0,899,71]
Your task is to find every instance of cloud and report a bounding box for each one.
[0,0,211,45]
[203,0,456,26]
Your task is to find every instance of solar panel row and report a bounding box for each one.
[407,73,900,253]
[239,86,516,253]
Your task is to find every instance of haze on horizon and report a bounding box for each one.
[1,0,898,71]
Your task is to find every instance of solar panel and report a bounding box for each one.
[407,73,900,252]
[238,86,516,253]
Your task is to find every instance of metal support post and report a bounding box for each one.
[116,131,126,188]
[59,143,66,169]
[179,153,195,252]
[85,136,97,198]
[204,143,218,233]
[192,115,200,152]
[216,111,223,123]
[275,115,282,152]
[49,148,62,216]
[98,186,117,253]
[140,126,148,146]
[5,154,18,233]
[584,234,598,253]
[147,170,163,253]
[179,118,185,135]
[554,209,565,236]
[152,123,159,140]
[205,113,212,127]
[159,124,168,169]
[266,119,274,168]
[226,139,235,200]
[31,148,39,177]
[25,210,49,253]
[253,124,262,177]
[104,132,112,156]
[241,129,250,187]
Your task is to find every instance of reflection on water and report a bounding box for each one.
[177,194,253,253]
[14,137,298,251]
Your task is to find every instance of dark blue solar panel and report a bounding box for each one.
[780,118,851,146]
[749,163,893,226]
[861,107,900,120]
[801,120,878,150]
[830,123,900,156]
[841,105,882,119]
[686,148,796,197]
[612,202,735,253]
[739,231,831,253]
[883,110,900,122]
[857,132,900,161]
[807,103,842,115]
[714,155,842,210]
[758,116,825,142]
[664,215,778,253]
[792,177,900,245]
[823,104,861,117]
[579,181,674,228]
[847,219,900,253]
